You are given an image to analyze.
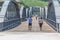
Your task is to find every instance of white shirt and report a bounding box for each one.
[38,19,43,23]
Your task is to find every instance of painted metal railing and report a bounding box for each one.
[0,18,21,31]
[46,18,60,33]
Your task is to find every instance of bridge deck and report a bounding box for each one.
[5,17,56,33]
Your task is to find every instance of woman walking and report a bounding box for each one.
[38,17,43,31]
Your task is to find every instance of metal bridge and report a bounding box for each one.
[5,17,56,33]
[0,0,60,33]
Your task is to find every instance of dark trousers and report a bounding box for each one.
[39,23,43,30]
[29,23,32,26]
[28,23,32,31]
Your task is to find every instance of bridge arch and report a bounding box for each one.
[47,0,60,32]
[0,0,21,31]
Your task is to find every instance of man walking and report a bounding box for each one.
[28,17,32,31]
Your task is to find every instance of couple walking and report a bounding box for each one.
[28,17,43,31]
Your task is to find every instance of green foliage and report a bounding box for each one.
[20,0,48,8]
[38,0,47,2]
[0,0,4,2]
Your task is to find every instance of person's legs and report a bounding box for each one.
[39,23,41,30]
[28,23,30,30]
[30,23,32,31]
[40,26,42,31]
[29,26,32,31]
[28,23,32,31]
[39,23,42,31]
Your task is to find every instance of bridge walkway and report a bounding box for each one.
[5,17,56,33]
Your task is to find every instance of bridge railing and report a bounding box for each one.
[57,23,60,32]
[46,18,60,33]
[0,18,21,31]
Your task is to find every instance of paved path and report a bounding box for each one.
[0,33,60,40]
[5,17,56,33]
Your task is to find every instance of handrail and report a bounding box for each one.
[0,18,20,23]
[47,18,60,24]
[0,20,20,31]
[46,18,60,32]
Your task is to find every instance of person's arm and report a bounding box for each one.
[27,18,29,22]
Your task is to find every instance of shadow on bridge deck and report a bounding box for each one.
[4,17,56,33]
